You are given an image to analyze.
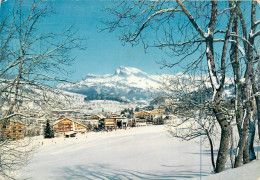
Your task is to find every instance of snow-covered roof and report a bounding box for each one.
[53,117,87,128]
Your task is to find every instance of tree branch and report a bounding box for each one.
[176,0,205,38]
[128,8,183,42]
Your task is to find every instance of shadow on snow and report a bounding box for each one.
[55,163,209,180]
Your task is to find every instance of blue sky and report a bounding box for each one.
[3,0,255,83]
[36,0,178,82]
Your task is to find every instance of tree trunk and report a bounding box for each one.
[234,129,249,167]
[257,96,260,140]
[215,120,231,173]
[206,129,216,172]
[257,98,260,140]
[234,102,250,167]
[212,84,231,173]
[248,120,256,160]
[230,126,235,168]
[243,141,250,164]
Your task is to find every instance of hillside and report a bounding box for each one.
[19,125,260,180]
[57,66,162,104]
[57,66,235,105]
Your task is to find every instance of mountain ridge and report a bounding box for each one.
[57,66,162,104]
[57,66,234,104]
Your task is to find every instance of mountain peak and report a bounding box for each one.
[58,66,161,104]
[114,66,148,78]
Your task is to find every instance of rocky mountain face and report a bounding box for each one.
[57,66,162,104]
[57,66,235,105]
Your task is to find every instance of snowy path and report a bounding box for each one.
[19,125,259,180]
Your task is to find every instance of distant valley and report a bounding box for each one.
[57,66,235,107]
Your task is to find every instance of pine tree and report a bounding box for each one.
[44,120,54,138]
[135,107,140,112]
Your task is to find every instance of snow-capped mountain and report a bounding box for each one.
[57,66,162,104]
[57,66,235,105]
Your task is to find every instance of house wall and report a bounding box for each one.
[134,118,147,127]
[83,120,99,128]
[0,121,25,140]
[104,118,116,129]
[74,122,87,131]
[53,119,87,135]
[135,122,147,127]
[53,119,73,133]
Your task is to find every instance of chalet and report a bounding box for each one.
[134,111,151,119]
[101,116,129,130]
[151,109,164,116]
[134,118,147,127]
[82,119,99,129]
[90,114,106,120]
[0,120,25,140]
[103,118,116,130]
[53,118,87,136]
[109,114,121,118]
[115,117,129,129]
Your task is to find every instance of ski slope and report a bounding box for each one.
[20,125,260,180]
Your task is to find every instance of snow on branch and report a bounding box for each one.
[216,31,257,54]
[0,113,24,123]
[237,45,246,57]
[217,7,234,16]
[128,8,183,42]
[230,34,256,51]
[252,30,260,38]
[156,39,204,47]
[254,20,260,27]
[207,58,220,90]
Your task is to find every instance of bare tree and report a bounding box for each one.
[161,73,220,172]
[0,0,83,178]
[104,0,259,173]
[227,0,260,167]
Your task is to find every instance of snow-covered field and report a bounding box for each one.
[19,125,260,180]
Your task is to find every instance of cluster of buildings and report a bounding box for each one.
[0,108,177,140]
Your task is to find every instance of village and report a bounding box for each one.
[0,107,177,140]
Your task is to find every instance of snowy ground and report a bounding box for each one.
[205,160,260,180]
[19,125,260,180]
